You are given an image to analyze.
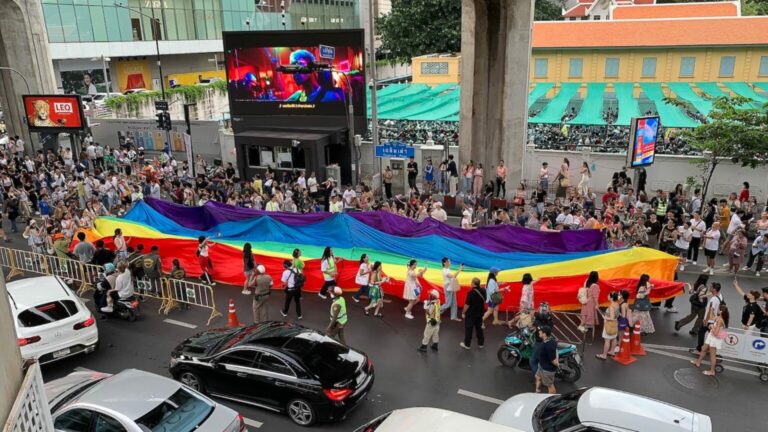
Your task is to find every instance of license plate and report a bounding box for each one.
[52,348,71,359]
[573,353,582,364]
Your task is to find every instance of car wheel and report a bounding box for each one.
[179,371,205,393]
[287,399,316,427]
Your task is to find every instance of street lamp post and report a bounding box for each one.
[0,67,30,94]
[367,0,379,191]
[114,2,166,99]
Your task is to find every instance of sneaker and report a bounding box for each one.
[665,307,679,313]
[722,263,730,267]
[692,261,697,266]
[417,345,427,352]
[297,315,303,320]
[100,306,113,313]
[478,345,485,349]
[459,342,470,350]
[318,293,327,299]
[709,268,714,276]
[280,310,288,317]
[352,297,360,303]
[405,313,414,320]
[674,321,681,331]
[702,267,710,273]
[241,289,252,295]
[742,266,750,271]
[680,265,685,271]
[577,325,587,332]
[757,272,762,277]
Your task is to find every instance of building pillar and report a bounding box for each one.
[0,0,57,151]
[460,0,533,187]
[459,0,533,190]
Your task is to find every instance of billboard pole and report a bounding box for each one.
[367,0,379,190]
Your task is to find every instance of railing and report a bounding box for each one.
[0,246,221,325]
[3,361,54,432]
[504,307,588,354]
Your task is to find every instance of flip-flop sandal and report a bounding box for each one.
[689,360,700,367]
[595,354,607,360]
[703,371,715,376]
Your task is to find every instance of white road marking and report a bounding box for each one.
[243,418,263,428]
[457,388,504,405]
[163,319,197,329]
[643,343,694,352]
[644,347,759,376]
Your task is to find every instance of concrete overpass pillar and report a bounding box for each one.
[459,0,533,189]
[0,0,57,151]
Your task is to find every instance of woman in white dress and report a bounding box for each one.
[403,259,427,319]
[578,162,591,196]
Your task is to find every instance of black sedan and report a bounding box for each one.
[169,321,374,427]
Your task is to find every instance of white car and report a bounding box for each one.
[490,387,712,432]
[46,369,246,432]
[123,88,150,95]
[92,92,123,106]
[355,407,525,432]
[8,275,98,364]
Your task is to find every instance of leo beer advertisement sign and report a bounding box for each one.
[23,95,86,132]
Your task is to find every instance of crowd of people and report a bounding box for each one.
[2,129,767,385]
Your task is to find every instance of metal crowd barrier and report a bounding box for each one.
[0,246,221,325]
[503,306,588,354]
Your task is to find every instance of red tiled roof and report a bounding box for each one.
[563,4,591,17]
[612,2,739,19]
[532,17,768,48]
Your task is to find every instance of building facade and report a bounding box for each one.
[40,0,360,95]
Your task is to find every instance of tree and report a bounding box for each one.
[377,0,565,63]
[667,96,768,201]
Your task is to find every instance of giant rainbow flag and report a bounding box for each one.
[82,198,683,311]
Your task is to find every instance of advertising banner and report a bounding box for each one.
[60,69,110,95]
[23,95,85,132]
[627,116,659,168]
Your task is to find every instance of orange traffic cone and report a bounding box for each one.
[630,322,646,356]
[613,328,636,365]
[227,298,240,328]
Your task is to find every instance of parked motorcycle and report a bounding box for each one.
[497,327,582,383]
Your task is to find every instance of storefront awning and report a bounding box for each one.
[613,83,640,126]
[569,83,606,125]
[640,83,699,128]
[529,82,581,124]
[667,82,712,117]
[528,82,555,109]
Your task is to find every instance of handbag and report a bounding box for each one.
[618,316,629,330]
[634,297,652,312]
[413,282,422,298]
[560,178,571,187]
[513,197,524,206]
[490,291,504,305]
[604,319,618,336]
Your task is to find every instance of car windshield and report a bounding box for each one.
[535,389,584,432]
[135,388,213,432]
[17,300,78,327]
[284,332,363,385]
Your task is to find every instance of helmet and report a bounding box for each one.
[104,263,115,273]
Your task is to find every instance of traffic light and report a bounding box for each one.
[162,112,172,131]
[155,112,165,129]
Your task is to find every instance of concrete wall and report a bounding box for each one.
[90,118,223,163]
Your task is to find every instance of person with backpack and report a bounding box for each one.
[675,274,710,335]
[280,259,302,319]
[578,271,600,332]
[352,254,371,303]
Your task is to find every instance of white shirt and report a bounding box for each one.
[355,263,369,286]
[705,294,722,324]
[321,258,336,281]
[675,227,692,249]
[297,176,306,190]
[539,167,549,180]
[307,177,318,193]
[430,208,448,222]
[704,229,720,251]
[343,189,356,205]
[115,270,134,299]
[690,219,705,238]
[727,214,743,235]
[281,269,296,289]
[441,268,452,288]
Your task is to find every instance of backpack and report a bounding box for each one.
[577,287,589,305]
[291,269,306,290]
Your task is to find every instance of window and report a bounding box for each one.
[58,5,80,42]
[219,349,258,367]
[136,389,213,432]
[679,57,696,77]
[537,389,585,431]
[54,409,93,432]
[75,6,94,42]
[719,56,736,77]
[257,353,295,376]
[641,57,657,77]
[421,62,449,75]
[534,58,548,78]
[604,58,619,78]
[569,58,583,78]
[594,15,601,20]
[275,147,293,169]
[17,300,78,328]
[43,4,65,42]
[760,56,768,76]
[94,414,127,432]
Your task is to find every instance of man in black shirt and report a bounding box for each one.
[406,156,418,194]
[447,155,458,196]
[460,277,486,349]
[92,240,115,266]
[534,325,558,394]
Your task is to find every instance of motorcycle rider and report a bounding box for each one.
[101,261,134,313]
[94,263,118,319]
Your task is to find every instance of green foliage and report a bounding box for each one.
[167,85,206,103]
[210,79,227,94]
[742,0,768,15]
[666,95,768,200]
[103,82,226,114]
[377,0,565,63]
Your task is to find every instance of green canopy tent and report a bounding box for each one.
[568,83,606,125]
[613,83,641,126]
[640,83,699,128]
[667,82,713,117]
[529,82,581,124]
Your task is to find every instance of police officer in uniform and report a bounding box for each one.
[326,286,347,345]
[253,265,273,323]
[418,289,441,352]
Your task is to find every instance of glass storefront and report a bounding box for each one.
[42,0,360,43]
